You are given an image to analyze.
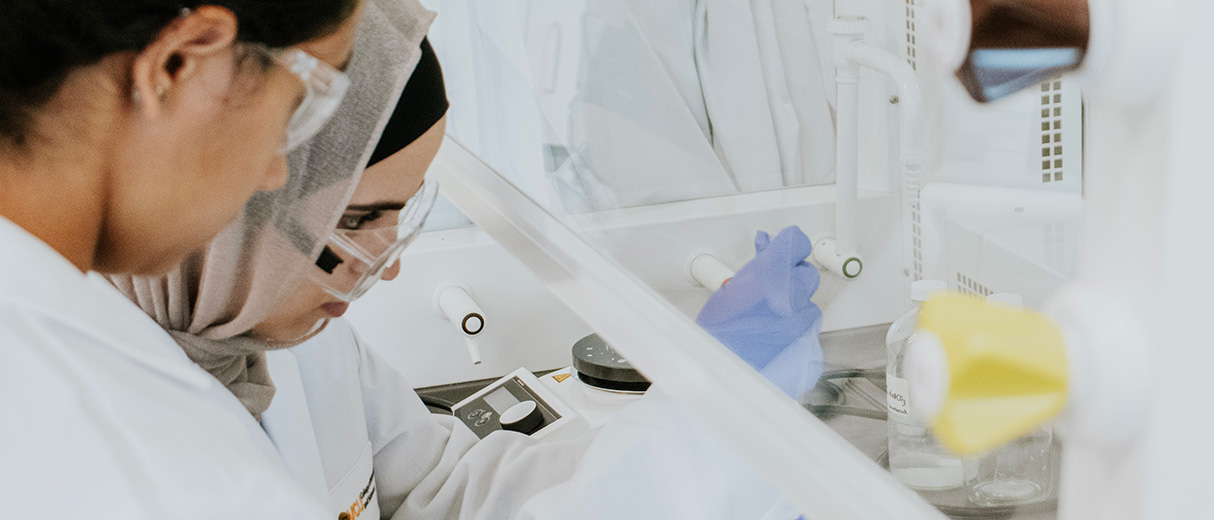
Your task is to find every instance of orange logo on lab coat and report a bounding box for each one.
[338,470,376,520]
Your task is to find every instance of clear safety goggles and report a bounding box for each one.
[255,46,351,152]
[310,181,440,302]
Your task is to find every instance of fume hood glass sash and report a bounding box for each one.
[432,136,946,520]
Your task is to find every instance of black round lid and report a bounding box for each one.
[572,334,651,392]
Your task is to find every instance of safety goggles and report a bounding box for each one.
[310,180,440,302]
[255,46,351,152]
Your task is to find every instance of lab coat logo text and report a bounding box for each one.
[338,470,377,520]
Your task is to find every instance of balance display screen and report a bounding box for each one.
[484,386,520,414]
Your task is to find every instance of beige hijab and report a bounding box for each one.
[109,0,435,419]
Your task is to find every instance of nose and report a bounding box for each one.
[259,153,289,191]
[381,259,401,281]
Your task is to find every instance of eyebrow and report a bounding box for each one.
[345,181,425,212]
[346,201,406,212]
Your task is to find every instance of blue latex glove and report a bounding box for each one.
[695,226,825,398]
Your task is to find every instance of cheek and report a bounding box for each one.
[202,72,296,185]
[292,281,331,315]
[207,109,284,180]
[253,278,333,340]
[95,165,230,274]
[96,72,297,273]
[178,81,295,240]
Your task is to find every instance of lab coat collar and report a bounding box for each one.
[0,216,212,390]
[262,349,331,501]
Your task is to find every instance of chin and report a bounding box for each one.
[254,311,328,344]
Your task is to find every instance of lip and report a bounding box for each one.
[321,302,349,318]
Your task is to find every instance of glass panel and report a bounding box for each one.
[431,135,945,520]
[420,1,1084,517]
[424,0,838,214]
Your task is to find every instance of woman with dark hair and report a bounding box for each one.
[0,0,363,517]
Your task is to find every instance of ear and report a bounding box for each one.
[130,6,240,117]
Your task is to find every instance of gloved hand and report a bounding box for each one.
[695,226,824,399]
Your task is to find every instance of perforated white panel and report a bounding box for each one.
[903,0,919,71]
[1040,80,1063,183]
[956,272,994,298]
[901,0,924,282]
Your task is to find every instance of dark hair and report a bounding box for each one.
[0,0,359,145]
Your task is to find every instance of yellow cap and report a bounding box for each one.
[916,293,1068,454]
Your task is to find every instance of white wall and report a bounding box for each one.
[345,226,593,388]
[349,184,909,388]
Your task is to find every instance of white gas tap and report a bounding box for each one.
[434,284,486,365]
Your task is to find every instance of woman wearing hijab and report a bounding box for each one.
[112,1,593,518]
[0,0,362,517]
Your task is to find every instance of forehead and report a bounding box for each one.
[348,116,445,204]
[348,147,427,204]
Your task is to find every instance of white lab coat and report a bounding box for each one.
[0,217,329,519]
[567,0,837,208]
[267,319,802,520]
[263,319,593,520]
[693,0,837,189]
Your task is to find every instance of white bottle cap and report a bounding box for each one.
[987,292,1024,309]
[910,280,948,302]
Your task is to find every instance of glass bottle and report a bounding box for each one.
[887,280,967,490]
[964,293,1056,506]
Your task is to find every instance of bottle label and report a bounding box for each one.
[887,376,911,420]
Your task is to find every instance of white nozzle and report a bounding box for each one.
[464,337,482,365]
[811,237,864,280]
[688,253,736,290]
[434,284,486,364]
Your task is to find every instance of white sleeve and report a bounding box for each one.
[347,324,799,520]
[347,325,594,520]
[514,389,804,520]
